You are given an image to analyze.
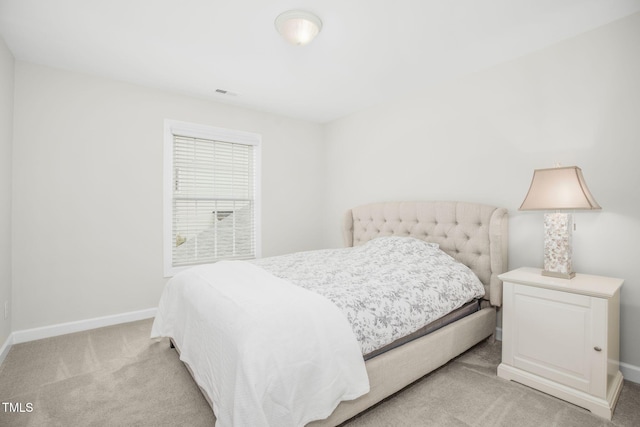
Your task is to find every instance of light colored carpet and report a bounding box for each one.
[0,318,638,426]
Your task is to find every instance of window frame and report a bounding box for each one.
[163,119,261,277]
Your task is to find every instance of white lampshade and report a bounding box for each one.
[520,166,601,211]
[275,10,322,46]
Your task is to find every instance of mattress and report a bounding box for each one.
[363,298,480,360]
[253,236,486,356]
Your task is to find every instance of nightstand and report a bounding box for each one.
[497,267,624,420]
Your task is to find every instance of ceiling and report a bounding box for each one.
[1,0,639,123]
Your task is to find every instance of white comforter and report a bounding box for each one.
[151,261,369,427]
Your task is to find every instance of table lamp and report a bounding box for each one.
[519,166,601,279]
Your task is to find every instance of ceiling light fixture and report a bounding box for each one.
[275,10,322,46]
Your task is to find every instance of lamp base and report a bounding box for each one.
[543,212,575,280]
[542,269,576,280]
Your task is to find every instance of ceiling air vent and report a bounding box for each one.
[215,88,238,96]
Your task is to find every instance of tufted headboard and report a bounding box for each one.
[343,201,508,306]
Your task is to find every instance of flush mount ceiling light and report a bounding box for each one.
[275,10,322,46]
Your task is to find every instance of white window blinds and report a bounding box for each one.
[164,121,261,276]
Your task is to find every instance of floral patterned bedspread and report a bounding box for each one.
[252,236,485,355]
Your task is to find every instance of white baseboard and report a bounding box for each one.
[620,361,640,384]
[0,308,156,367]
[10,307,157,345]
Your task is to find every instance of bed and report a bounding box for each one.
[152,201,508,426]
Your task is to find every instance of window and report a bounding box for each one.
[164,120,261,276]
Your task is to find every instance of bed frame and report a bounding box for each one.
[308,201,508,426]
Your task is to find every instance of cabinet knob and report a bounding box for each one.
[594,346,602,352]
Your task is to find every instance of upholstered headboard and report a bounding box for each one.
[343,201,508,306]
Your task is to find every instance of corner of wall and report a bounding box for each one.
[0,34,15,347]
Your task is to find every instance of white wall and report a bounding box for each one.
[323,13,640,370]
[0,37,14,345]
[11,62,325,331]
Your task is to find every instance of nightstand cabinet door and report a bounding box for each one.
[498,267,623,420]
[503,283,607,397]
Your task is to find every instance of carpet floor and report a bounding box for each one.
[0,318,638,426]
